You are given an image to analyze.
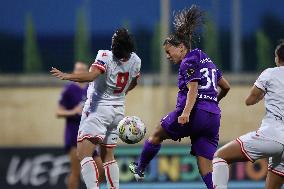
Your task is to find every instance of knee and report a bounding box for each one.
[213,151,229,166]
[149,125,165,144]
[214,150,221,159]
[76,146,85,162]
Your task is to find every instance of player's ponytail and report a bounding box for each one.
[111,28,135,60]
[164,5,204,50]
[276,39,284,62]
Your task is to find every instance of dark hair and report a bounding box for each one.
[164,5,204,49]
[111,28,135,59]
[276,39,284,62]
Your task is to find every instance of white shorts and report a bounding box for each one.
[237,131,284,177]
[77,105,125,148]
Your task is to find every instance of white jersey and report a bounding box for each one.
[85,50,141,110]
[254,66,284,144]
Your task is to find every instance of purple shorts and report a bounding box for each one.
[161,108,220,160]
[64,124,79,152]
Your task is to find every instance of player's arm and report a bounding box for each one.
[245,85,265,106]
[125,77,138,95]
[178,81,199,124]
[50,67,102,82]
[56,104,82,118]
[217,77,230,102]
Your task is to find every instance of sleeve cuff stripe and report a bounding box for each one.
[254,82,265,91]
[185,78,201,85]
[97,60,106,65]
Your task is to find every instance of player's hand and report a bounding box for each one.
[178,113,190,125]
[50,67,68,80]
[73,104,83,115]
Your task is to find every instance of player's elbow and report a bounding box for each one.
[56,112,62,118]
[88,71,101,82]
[245,97,255,106]
[225,85,231,92]
[222,83,231,93]
[55,110,64,118]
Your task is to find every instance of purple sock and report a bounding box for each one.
[202,172,213,189]
[137,139,161,171]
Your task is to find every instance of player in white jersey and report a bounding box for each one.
[51,28,141,189]
[213,41,284,189]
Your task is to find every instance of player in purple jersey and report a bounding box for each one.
[56,62,104,189]
[129,6,230,189]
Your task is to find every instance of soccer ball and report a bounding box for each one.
[117,116,146,144]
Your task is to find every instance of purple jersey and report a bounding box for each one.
[59,82,87,151]
[177,48,222,114]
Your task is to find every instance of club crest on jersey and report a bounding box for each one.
[187,69,195,77]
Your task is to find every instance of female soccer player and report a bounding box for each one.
[51,28,141,189]
[56,62,104,189]
[129,5,230,189]
[213,41,284,189]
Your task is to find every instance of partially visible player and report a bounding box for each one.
[56,62,104,189]
[129,5,230,189]
[51,28,141,189]
[213,41,284,189]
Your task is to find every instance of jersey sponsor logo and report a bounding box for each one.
[197,93,217,102]
[200,58,212,64]
[187,69,195,77]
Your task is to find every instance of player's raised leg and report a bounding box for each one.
[77,139,101,189]
[212,140,248,189]
[129,124,170,181]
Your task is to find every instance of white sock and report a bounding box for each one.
[212,157,229,189]
[103,160,119,189]
[80,157,100,189]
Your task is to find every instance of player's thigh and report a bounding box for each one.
[190,111,220,161]
[156,111,181,142]
[77,139,97,161]
[77,106,114,146]
[148,123,171,144]
[238,132,283,162]
[265,171,284,189]
[191,135,218,163]
[215,140,247,164]
[101,105,124,152]
[217,132,284,164]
